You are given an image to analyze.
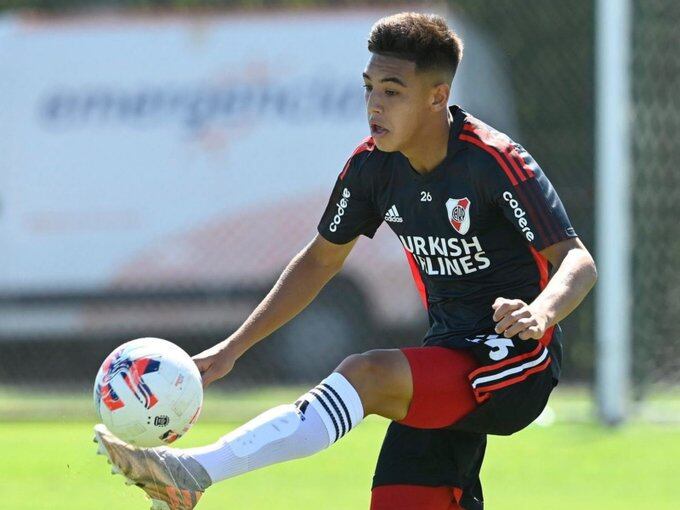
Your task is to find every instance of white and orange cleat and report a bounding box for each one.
[94,424,212,510]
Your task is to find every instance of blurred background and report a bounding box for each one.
[0,1,678,509]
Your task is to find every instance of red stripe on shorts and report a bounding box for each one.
[371,485,464,510]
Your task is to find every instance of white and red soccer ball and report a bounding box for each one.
[93,338,203,447]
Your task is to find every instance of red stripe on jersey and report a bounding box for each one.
[505,147,531,180]
[462,123,530,180]
[529,246,555,346]
[472,357,552,398]
[339,136,375,180]
[468,342,544,381]
[509,148,536,179]
[461,124,529,182]
[517,179,556,247]
[403,249,428,310]
[462,126,554,246]
[459,133,520,186]
[530,244,549,289]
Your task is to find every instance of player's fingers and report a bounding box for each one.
[518,326,543,341]
[492,299,525,321]
[492,297,508,310]
[191,356,215,384]
[495,307,530,334]
[200,368,218,388]
[493,309,519,332]
[498,315,529,337]
[491,297,518,316]
[503,317,534,338]
[202,358,235,387]
[192,357,211,375]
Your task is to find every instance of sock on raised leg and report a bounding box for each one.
[185,372,364,484]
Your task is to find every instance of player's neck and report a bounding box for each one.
[401,111,452,174]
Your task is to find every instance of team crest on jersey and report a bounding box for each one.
[446,197,471,235]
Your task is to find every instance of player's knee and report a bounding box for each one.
[336,350,405,412]
[337,352,379,387]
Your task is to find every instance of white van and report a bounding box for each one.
[0,9,516,378]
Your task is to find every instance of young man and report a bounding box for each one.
[94,12,596,510]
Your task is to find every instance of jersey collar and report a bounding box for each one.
[448,104,468,154]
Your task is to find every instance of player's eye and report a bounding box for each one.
[363,84,373,92]
[385,89,398,97]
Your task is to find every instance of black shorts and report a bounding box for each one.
[371,354,557,510]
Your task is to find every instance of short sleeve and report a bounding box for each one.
[317,145,382,245]
[491,144,577,251]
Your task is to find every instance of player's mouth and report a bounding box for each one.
[370,122,389,138]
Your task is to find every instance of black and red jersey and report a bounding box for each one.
[318,106,577,383]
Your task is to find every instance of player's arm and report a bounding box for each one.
[194,234,357,386]
[485,143,597,340]
[194,140,380,386]
[493,237,597,340]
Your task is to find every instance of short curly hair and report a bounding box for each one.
[367,12,463,81]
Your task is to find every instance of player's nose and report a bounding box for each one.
[366,95,383,115]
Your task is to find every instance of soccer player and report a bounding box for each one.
[94,12,597,510]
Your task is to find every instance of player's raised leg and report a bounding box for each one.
[184,349,414,485]
[184,346,481,486]
[95,346,484,509]
[95,349,414,509]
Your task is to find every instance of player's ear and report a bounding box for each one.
[430,82,450,112]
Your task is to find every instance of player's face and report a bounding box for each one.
[362,53,438,152]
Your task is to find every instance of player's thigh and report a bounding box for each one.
[402,343,555,436]
[371,345,552,434]
[371,422,485,510]
[398,346,480,429]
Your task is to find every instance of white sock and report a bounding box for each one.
[186,372,364,483]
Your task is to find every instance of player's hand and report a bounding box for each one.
[492,298,549,340]
[192,342,239,387]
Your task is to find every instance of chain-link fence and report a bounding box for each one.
[453,0,596,382]
[460,0,680,408]
[631,0,680,396]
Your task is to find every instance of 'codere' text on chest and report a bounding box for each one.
[399,235,491,276]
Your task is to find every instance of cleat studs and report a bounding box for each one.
[96,443,107,456]
[111,465,122,475]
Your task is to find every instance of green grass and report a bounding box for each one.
[1,387,679,509]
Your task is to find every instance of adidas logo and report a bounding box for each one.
[384,205,404,223]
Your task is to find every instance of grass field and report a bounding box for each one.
[1,386,679,510]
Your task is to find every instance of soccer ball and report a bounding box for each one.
[93,337,203,447]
